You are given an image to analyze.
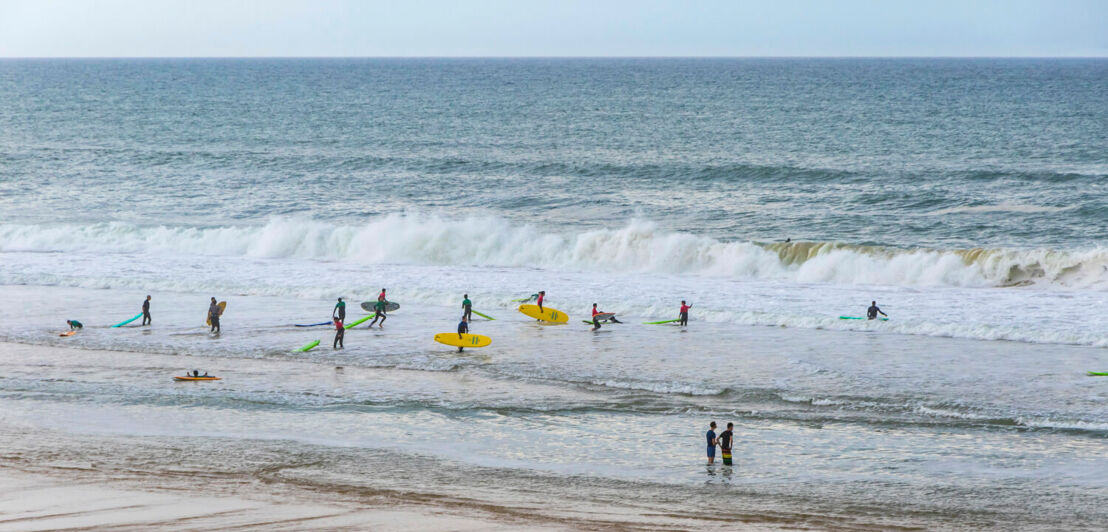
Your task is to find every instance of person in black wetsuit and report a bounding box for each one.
[457,316,469,352]
[333,297,346,321]
[208,297,221,333]
[142,295,151,325]
[867,301,887,320]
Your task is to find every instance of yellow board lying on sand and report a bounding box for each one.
[517,304,568,323]
[434,333,492,348]
[174,376,221,381]
[59,331,76,337]
[205,301,227,326]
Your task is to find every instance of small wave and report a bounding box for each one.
[930,203,1076,215]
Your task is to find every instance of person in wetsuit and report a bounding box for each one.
[536,291,545,313]
[461,294,472,322]
[142,295,151,325]
[719,422,734,466]
[333,297,346,321]
[867,301,887,320]
[333,317,344,349]
[368,296,388,328]
[208,297,221,333]
[457,316,469,352]
[679,301,692,327]
[67,320,83,330]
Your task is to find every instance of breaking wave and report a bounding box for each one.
[1,214,1106,289]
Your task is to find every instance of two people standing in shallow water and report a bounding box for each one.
[706,421,734,466]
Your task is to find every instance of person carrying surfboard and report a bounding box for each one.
[679,301,692,327]
[333,317,344,349]
[867,301,887,320]
[456,316,469,352]
[590,304,622,325]
[141,295,151,325]
[208,297,221,333]
[462,294,472,322]
[536,291,545,313]
[368,290,388,328]
[333,297,346,321]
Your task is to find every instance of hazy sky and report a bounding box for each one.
[1,0,1104,58]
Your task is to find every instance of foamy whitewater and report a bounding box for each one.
[0,58,1105,529]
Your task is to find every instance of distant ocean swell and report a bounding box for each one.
[2,215,1106,289]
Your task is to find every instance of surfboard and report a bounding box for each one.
[206,301,226,326]
[1088,371,1108,376]
[295,321,332,327]
[518,304,568,323]
[296,340,320,352]
[59,331,76,337]
[643,319,680,325]
[174,376,221,381]
[839,316,889,321]
[361,301,400,312]
[471,310,495,320]
[344,315,373,329]
[594,312,615,321]
[511,294,538,303]
[112,313,144,328]
[434,333,492,348]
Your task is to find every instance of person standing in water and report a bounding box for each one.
[706,421,718,464]
[679,300,692,327]
[333,297,346,321]
[591,303,622,325]
[333,317,344,349]
[461,294,472,322]
[456,316,469,352]
[141,295,151,326]
[719,422,734,466]
[208,297,221,334]
[867,301,887,320]
[536,291,546,312]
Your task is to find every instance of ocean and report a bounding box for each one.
[0,58,1105,529]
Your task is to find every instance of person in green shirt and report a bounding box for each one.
[368,298,388,328]
[67,320,83,330]
[461,294,472,322]
[333,297,346,321]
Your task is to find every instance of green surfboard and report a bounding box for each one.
[296,340,320,352]
[345,315,373,329]
[643,319,681,325]
[1088,371,1108,376]
[471,310,495,320]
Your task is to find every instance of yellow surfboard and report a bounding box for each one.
[517,304,568,323]
[206,301,227,326]
[434,333,492,348]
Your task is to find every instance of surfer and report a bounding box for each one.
[208,297,221,333]
[333,318,344,349]
[679,301,692,327]
[719,422,734,466]
[457,316,469,352]
[706,421,718,464]
[462,294,472,322]
[867,301,887,320]
[536,291,545,313]
[66,320,83,330]
[591,303,622,325]
[368,298,387,328]
[333,297,346,321]
[141,295,151,325]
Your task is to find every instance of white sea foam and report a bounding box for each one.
[2,215,1106,289]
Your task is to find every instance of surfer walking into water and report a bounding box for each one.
[462,294,472,322]
[591,303,621,328]
[141,295,151,325]
[591,303,602,331]
[333,317,344,349]
[536,291,545,312]
[457,316,469,352]
[679,300,692,327]
[333,297,346,321]
[208,297,221,333]
[368,289,388,328]
[867,301,887,320]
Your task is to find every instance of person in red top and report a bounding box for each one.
[377,288,387,302]
[679,300,692,327]
[591,303,602,331]
[332,318,344,349]
[536,291,545,312]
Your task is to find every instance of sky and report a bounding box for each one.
[0,0,1104,58]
